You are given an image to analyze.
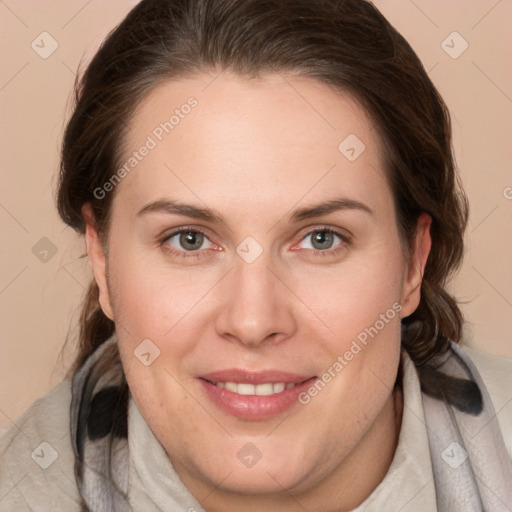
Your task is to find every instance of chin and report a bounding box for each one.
[210,465,306,496]
[192,442,314,496]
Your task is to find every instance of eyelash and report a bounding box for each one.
[159,225,350,259]
[160,226,213,260]
[298,226,350,258]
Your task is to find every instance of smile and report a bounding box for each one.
[210,381,297,395]
[197,370,317,420]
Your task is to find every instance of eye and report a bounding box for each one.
[163,228,217,254]
[296,228,347,253]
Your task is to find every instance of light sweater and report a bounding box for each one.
[1,346,511,511]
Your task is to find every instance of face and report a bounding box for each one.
[84,71,430,506]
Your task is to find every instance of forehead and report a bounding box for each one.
[115,71,389,220]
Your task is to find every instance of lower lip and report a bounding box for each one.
[198,378,317,420]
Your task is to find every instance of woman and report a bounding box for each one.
[1,0,511,510]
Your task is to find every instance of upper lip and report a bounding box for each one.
[199,369,314,385]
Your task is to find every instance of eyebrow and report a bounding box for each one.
[290,198,373,222]
[136,197,373,224]
[137,199,222,223]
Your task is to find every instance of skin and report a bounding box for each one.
[83,71,431,511]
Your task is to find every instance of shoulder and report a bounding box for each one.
[462,344,512,460]
[0,379,83,511]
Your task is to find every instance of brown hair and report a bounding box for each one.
[57,0,468,370]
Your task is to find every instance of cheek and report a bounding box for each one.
[290,246,405,348]
[107,245,217,340]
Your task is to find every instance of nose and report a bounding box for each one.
[215,254,297,348]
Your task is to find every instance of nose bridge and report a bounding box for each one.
[215,249,295,346]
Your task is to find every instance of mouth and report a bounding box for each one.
[205,380,298,395]
[197,370,317,420]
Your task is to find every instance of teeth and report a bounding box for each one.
[273,383,285,393]
[225,382,237,393]
[214,382,295,395]
[237,383,256,395]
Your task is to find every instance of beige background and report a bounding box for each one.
[1,0,511,430]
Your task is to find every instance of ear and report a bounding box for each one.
[82,204,114,321]
[400,213,432,319]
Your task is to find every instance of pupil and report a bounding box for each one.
[180,231,203,250]
[313,231,332,250]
